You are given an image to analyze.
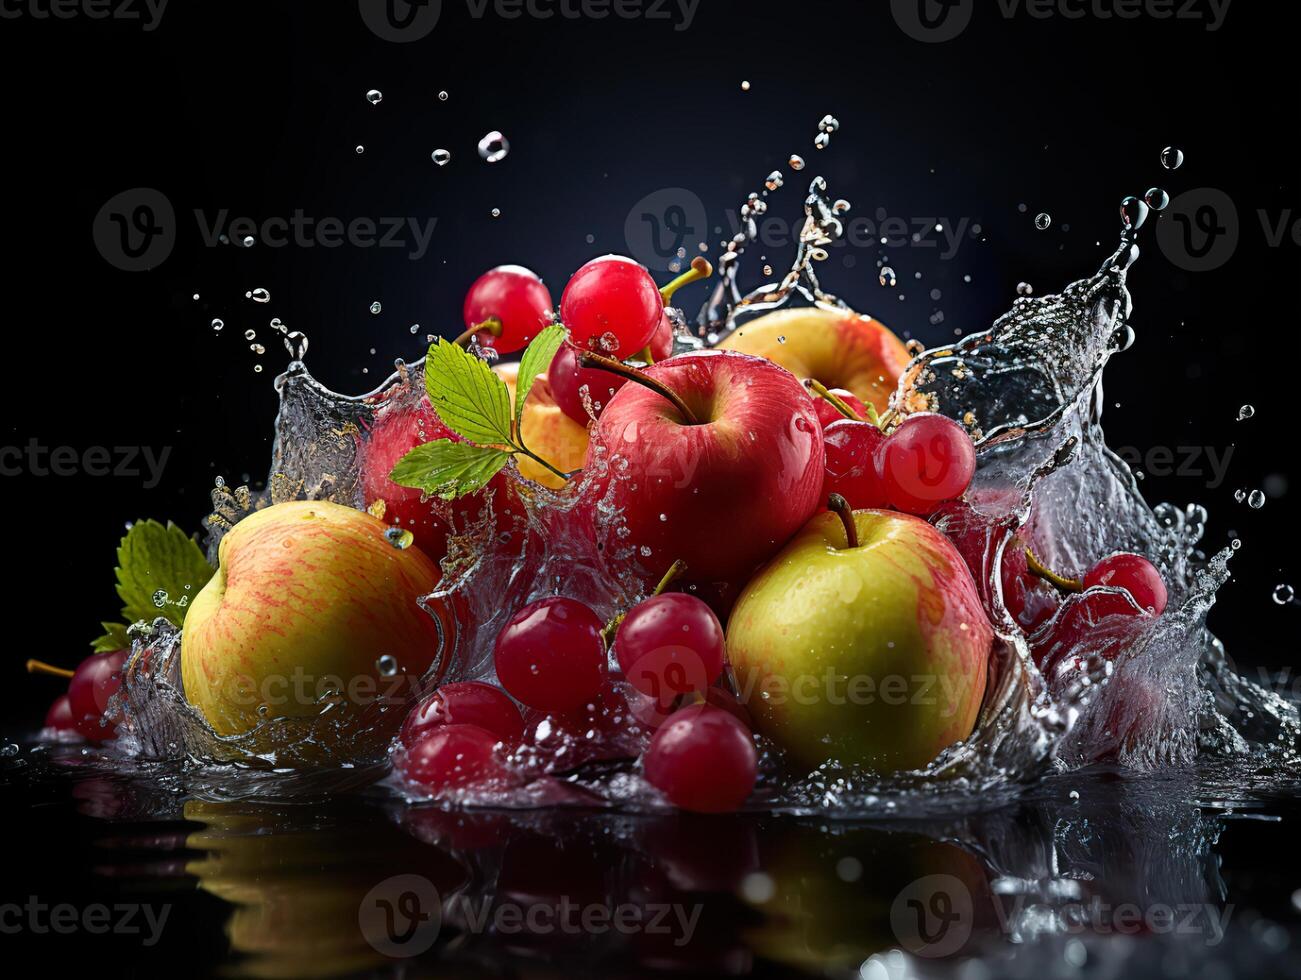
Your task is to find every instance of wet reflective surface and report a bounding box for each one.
[6,748,1301,978]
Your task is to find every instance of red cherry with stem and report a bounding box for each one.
[615,593,725,702]
[811,388,869,429]
[879,413,976,516]
[560,256,663,360]
[547,340,631,425]
[462,265,554,354]
[1002,544,1060,634]
[397,724,516,791]
[67,650,128,742]
[642,704,757,813]
[400,681,524,749]
[494,597,607,712]
[821,419,890,511]
[44,694,77,733]
[1083,552,1168,617]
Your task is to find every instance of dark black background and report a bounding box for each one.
[2,0,1297,732]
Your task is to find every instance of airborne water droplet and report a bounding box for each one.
[789,155,805,171]
[879,266,896,288]
[355,145,365,155]
[1035,213,1052,230]
[211,318,224,332]
[1017,282,1034,297]
[438,90,449,101]
[370,301,382,315]
[284,331,309,360]
[1145,187,1170,211]
[1120,196,1150,232]
[478,131,510,163]
[366,89,383,105]
[1161,146,1184,170]
[432,148,451,166]
[250,287,270,303]
[1238,404,1255,420]
[384,527,414,550]
[765,170,784,191]
[1248,490,1266,509]
[1274,584,1294,606]
[376,654,398,676]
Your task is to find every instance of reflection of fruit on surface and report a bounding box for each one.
[714,308,911,413]
[586,351,825,590]
[185,800,468,978]
[727,509,992,773]
[181,501,447,741]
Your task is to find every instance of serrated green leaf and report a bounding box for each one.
[515,324,568,430]
[424,338,515,446]
[91,622,131,653]
[389,439,512,500]
[115,520,215,628]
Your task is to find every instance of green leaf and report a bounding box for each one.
[424,338,515,446]
[114,520,215,628]
[514,324,568,430]
[91,622,131,653]
[389,440,513,500]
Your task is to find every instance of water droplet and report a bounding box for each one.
[211,318,224,332]
[366,89,383,105]
[438,90,449,102]
[789,154,805,171]
[814,132,831,151]
[1160,146,1184,170]
[777,335,786,344]
[1273,584,1294,605]
[244,329,257,341]
[1120,196,1150,233]
[818,114,840,133]
[1069,789,1080,801]
[250,287,270,303]
[432,148,451,166]
[376,654,398,676]
[1035,212,1052,230]
[1235,489,1247,503]
[1249,490,1266,509]
[1145,187,1170,211]
[833,199,851,214]
[478,130,510,163]
[491,208,501,218]
[370,301,382,315]
[765,170,784,191]
[152,589,168,608]
[879,266,897,288]
[1017,282,1034,297]
[354,145,365,155]
[384,527,414,550]
[242,235,255,248]
[1238,404,1255,420]
[284,331,309,360]
[740,80,750,91]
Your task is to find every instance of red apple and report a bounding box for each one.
[585,350,825,591]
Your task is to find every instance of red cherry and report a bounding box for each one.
[822,419,890,510]
[67,650,127,742]
[521,681,649,771]
[463,265,554,354]
[400,681,524,749]
[811,389,869,429]
[493,597,607,712]
[616,593,724,702]
[397,724,516,791]
[649,312,676,362]
[1083,553,1168,617]
[1001,543,1060,634]
[642,704,757,814]
[560,256,663,360]
[879,413,976,515]
[44,694,77,734]
[547,340,630,425]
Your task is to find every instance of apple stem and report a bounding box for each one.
[659,257,714,305]
[452,318,502,348]
[806,379,865,422]
[578,352,700,425]
[27,659,75,679]
[602,559,688,647]
[1025,548,1083,594]
[827,494,859,549]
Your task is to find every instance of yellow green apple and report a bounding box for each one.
[714,308,911,413]
[181,500,447,742]
[726,507,992,772]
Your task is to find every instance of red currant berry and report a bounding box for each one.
[822,419,890,510]
[811,389,869,429]
[616,593,725,702]
[560,256,663,360]
[44,694,77,734]
[642,704,757,814]
[398,724,515,791]
[879,413,976,516]
[67,650,127,742]
[546,340,630,425]
[1083,552,1167,616]
[493,597,607,712]
[463,265,554,354]
[400,681,524,749]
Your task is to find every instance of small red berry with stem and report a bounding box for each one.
[459,265,554,353]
